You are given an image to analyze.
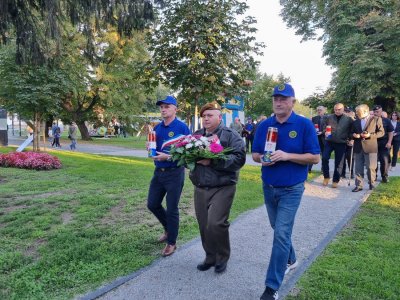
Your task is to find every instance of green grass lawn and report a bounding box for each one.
[287,177,400,300]
[0,148,264,299]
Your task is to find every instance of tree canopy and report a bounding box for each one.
[0,0,162,65]
[146,0,264,118]
[280,0,400,111]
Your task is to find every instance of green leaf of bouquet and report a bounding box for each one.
[187,162,196,171]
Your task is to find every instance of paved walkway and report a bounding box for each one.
[6,135,399,299]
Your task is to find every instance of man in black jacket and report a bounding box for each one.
[190,102,246,274]
[321,103,353,188]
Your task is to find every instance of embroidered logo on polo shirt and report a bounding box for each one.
[168,131,174,137]
[289,130,297,138]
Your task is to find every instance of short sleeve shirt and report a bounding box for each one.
[252,112,320,187]
[154,118,190,168]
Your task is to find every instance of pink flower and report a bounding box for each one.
[209,143,224,154]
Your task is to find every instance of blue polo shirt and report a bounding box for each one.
[252,112,320,187]
[154,118,190,168]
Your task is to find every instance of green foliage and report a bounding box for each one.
[0,0,160,65]
[147,0,264,114]
[0,44,75,121]
[280,0,400,111]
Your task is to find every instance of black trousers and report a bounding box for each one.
[376,145,390,179]
[194,185,236,264]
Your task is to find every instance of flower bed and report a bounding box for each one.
[0,151,62,170]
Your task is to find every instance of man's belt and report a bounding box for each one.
[155,167,180,172]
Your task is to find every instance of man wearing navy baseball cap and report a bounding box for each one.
[156,95,178,106]
[272,83,295,97]
[147,95,190,257]
[252,83,320,300]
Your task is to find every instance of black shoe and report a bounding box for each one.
[214,261,227,273]
[352,187,363,192]
[260,286,279,300]
[382,177,388,183]
[369,184,375,190]
[196,262,215,271]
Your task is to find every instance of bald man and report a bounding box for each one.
[321,103,353,188]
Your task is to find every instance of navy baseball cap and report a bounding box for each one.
[272,83,295,97]
[156,95,177,106]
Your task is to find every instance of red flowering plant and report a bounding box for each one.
[169,134,232,171]
[0,151,62,170]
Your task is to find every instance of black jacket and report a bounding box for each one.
[189,123,246,188]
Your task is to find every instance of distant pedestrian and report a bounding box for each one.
[389,111,400,171]
[230,117,243,137]
[252,83,320,300]
[308,106,326,173]
[243,118,254,153]
[351,104,384,192]
[146,96,190,257]
[191,102,246,274]
[68,122,78,151]
[373,106,394,183]
[52,127,61,148]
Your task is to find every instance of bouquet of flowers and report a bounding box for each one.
[169,134,232,171]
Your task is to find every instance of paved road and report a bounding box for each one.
[6,134,398,299]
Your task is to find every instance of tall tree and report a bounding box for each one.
[280,0,400,111]
[57,27,152,139]
[147,0,264,122]
[0,0,162,65]
[0,44,76,150]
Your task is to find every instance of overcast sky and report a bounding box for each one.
[246,0,333,100]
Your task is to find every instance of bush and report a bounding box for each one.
[0,151,62,170]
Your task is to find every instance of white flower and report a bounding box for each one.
[185,143,193,149]
[195,140,203,147]
[199,136,208,142]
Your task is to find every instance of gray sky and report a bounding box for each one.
[247,0,333,100]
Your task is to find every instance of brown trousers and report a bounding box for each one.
[194,185,236,264]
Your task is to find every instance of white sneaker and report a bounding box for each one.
[285,260,299,275]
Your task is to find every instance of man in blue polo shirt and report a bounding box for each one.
[147,95,190,257]
[252,83,320,300]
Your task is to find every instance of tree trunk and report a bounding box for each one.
[77,121,91,140]
[33,112,41,152]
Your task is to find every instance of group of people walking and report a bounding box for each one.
[146,83,321,300]
[312,103,398,192]
[49,121,78,151]
[146,86,399,299]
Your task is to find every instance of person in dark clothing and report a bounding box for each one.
[321,103,353,188]
[309,106,326,173]
[190,102,246,274]
[243,117,254,153]
[341,108,356,179]
[146,96,191,257]
[389,111,400,170]
[373,106,394,183]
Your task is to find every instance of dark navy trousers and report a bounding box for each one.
[147,167,185,245]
